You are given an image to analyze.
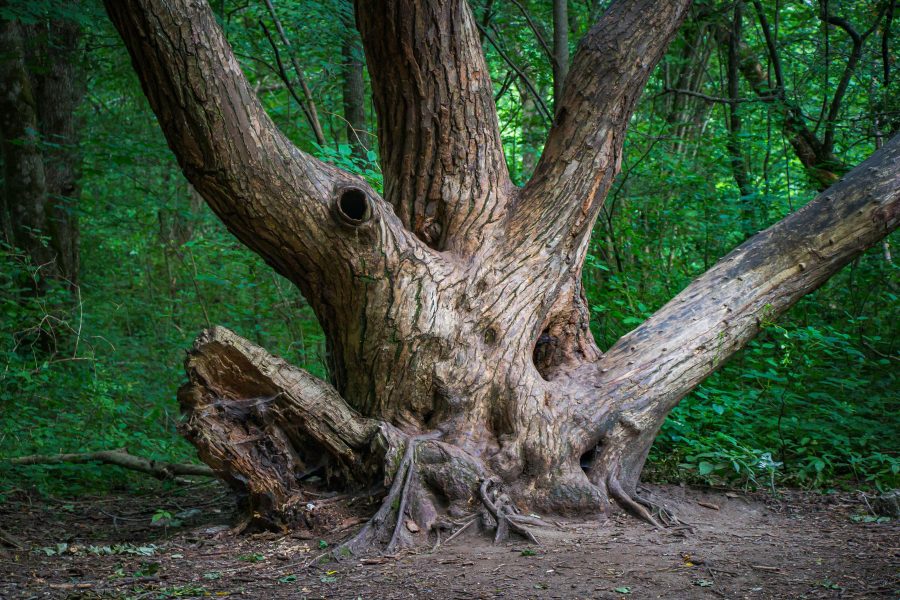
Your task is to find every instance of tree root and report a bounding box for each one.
[606,473,662,529]
[336,432,439,557]
[478,477,542,544]
[634,486,694,531]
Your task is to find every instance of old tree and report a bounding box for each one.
[104,0,900,549]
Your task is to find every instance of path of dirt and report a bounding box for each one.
[0,481,896,599]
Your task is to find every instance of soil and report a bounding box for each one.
[0,481,896,599]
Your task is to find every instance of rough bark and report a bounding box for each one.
[355,0,511,250]
[103,0,900,548]
[178,326,401,528]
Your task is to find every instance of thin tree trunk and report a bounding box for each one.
[340,6,369,158]
[724,1,755,236]
[552,0,569,111]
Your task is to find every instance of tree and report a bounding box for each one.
[0,9,83,291]
[103,0,900,548]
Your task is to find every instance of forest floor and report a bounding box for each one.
[0,481,896,599]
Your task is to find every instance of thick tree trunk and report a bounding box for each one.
[104,0,900,548]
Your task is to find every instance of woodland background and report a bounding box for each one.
[1,0,897,498]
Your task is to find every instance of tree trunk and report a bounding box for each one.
[723,0,756,236]
[103,0,900,547]
[0,19,54,280]
[0,14,83,289]
[552,0,569,111]
[341,6,369,158]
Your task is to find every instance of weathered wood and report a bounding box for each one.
[8,449,214,479]
[575,133,900,496]
[178,326,400,528]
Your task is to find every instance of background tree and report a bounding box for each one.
[0,4,83,291]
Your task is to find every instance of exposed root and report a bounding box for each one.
[606,473,662,529]
[336,433,439,557]
[634,486,694,532]
[478,477,541,544]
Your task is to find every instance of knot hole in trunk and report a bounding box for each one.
[333,186,373,227]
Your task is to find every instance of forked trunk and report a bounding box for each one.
[104,0,900,547]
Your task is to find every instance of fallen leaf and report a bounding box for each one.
[405,519,420,533]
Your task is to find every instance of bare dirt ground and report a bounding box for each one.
[0,481,896,599]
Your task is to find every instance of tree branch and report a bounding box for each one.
[261,0,326,146]
[103,0,422,332]
[572,134,900,489]
[258,19,320,142]
[750,0,784,92]
[507,0,557,69]
[733,27,845,189]
[8,449,214,479]
[820,7,885,153]
[477,23,552,123]
[355,0,511,252]
[511,0,692,256]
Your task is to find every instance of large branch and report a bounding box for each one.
[355,0,511,251]
[103,0,434,365]
[510,0,692,253]
[103,0,415,300]
[573,134,900,491]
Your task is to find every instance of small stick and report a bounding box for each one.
[441,518,476,547]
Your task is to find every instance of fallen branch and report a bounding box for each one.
[7,449,214,479]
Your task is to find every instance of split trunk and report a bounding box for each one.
[104,0,900,547]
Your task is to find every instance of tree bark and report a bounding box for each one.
[28,17,83,286]
[103,0,900,546]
